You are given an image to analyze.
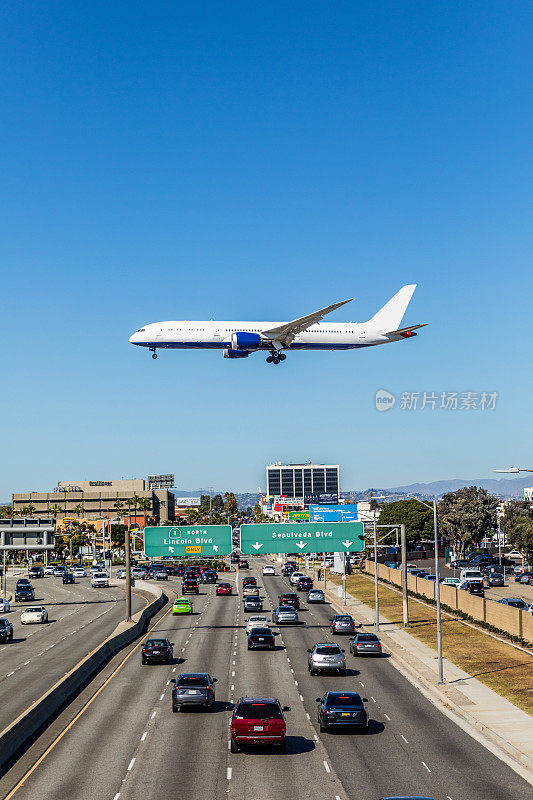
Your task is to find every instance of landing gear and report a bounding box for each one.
[149,347,158,360]
[152,353,158,359]
[266,351,286,365]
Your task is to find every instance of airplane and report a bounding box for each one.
[129,284,426,365]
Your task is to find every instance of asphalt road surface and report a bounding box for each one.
[0,561,530,800]
[0,572,146,733]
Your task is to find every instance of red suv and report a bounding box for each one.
[230,697,290,752]
[216,582,232,596]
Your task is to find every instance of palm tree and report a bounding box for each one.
[138,497,152,526]
[114,500,124,521]
[50,504,62,521]
[73,503,84,523]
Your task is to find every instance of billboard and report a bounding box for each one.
[148,474,175,489]
[174,497,201,507]
[304,493,339,505]
[309,504,358,522]
[289,511,310,521]
[274,497,305,507]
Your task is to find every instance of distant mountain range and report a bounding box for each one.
[174,476,531,508]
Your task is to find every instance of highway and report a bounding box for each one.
[0,560,530,800]
[0,573,146,733]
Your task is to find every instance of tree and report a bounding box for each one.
[50,504,62,521]
[138,497,152,525]
[502,500,533,560]
[0,505,13,518]
[375,499,433,544]
[73,504,84,524]
[224,492,238,517]
[212,494,224,513]
[130,494,142,525]
[114,500,124,519]
[438,486,498,554]
[23,504,36,517]
[199,495,211,516]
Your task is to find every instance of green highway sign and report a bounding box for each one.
[144,526,232,557]
[239,522,365,555]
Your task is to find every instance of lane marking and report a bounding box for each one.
[141,731,147,742]
[151,711,157,719]
[323,760,330,773]
[384,713,391,721]
[127,758,135,771]
[227,768,232,780]
[422,761,431,773]
[159,693,165,701]
[401,734,409,743]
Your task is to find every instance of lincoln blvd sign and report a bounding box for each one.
[144,526,232,557]
[239,522,365,555]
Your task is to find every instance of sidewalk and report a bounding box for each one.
[312,569,533,780]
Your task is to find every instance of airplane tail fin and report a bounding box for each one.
[367,284,417,332]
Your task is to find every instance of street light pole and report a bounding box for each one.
[125,521,132,622]
[401,523,408,627]
[373,519,379,631]
[433,499,444,684]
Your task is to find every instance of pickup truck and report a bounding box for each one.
[91,572,109,588]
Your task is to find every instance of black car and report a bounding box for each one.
[15,585,35,602]
[182,579,200,595]
[28,566,44,578]
[0,618,14,643]
[243,596,263,612]
[460,581,484,596]
[297,577,313,592]
[487,572,505,587]
[248,627,275,650]
[279,592,300,610]
[202,570,217,584]
[16,578,32,588]
[242,576,257,587]
[171,672,217,711]
[142,637,174,664]
[239,560,249,569]
[62,573,75,584]
[317,691,368,733]
[282,563,297,576]
[230,553,240,563]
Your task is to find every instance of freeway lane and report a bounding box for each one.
[1,564,531,800]
[0,574,145,734]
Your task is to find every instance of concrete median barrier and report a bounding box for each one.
[0,580,166,772]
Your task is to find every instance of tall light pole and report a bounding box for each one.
[373,520,379,631]
[407,496,443,684]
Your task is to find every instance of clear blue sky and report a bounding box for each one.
[1,1,532,499]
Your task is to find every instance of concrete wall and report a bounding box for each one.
[0,581,165,771]
[363,560,531,644]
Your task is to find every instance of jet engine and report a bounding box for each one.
[230,332,262,349]
[223,348,250,358]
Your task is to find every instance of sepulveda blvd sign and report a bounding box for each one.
[144,526,232,557]
[239,522,365,555]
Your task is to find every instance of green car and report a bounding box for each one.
[173,597,193,615]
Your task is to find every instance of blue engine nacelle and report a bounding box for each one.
[231,331,262,350]
[223,348,250,359]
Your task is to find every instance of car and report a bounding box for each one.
[243,595,263,612]
[262,565,275,576]
[248,627,276,650]
[330,614,357,635]
[216,582,233,596]
[0,618,14,642]
[498,597,528,609]
[316,691,368,733]
[155,569,169,581]
[202,570,217,584]
[21,605,48,624]
[230,697,290,752]
[307,643,346,675]
[142,637,173,664]
[519,571,533,585]
[242,576,257,587]
[172,597,194,614]
[282,564,296,576]
[243,584,260,597]
[28,566,44,578]
[53,566,67,576]
[239,560,249,569]
[116,568,127,579]
[307,588,325,603]
[16,578,32,588]
[459,569,484,583]
[507,550,523,559]
[62,573,75,584]
[487,573,505,587]
[131,568,147,579]
[73,567,87,577]
[43,565,55,575]
[246,615,270,633]
[175,565,185,576]
[171,673,217,712]
[350,632,383,656]
[272,605,299,624]
[441,577,461,587]
[289,571,305,586]
[459,581,484,596]
[297,576,313,592]
[182,579,200,595]
[15,585,35,602]
[91,571,109,588]
[378,797,435,800]
[423,574,437,582]
[279,592,300,609]
[0,598,11,613]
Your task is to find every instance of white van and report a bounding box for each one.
[459,569,484,584]
[91,571,109,588]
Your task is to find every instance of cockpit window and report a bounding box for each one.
[137,328,146,332]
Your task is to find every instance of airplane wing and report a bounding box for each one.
[261,298,354,346]
[385,323,428,338]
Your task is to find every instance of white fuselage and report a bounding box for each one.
[129,320,390,351]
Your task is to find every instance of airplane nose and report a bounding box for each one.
[129,332,138,344]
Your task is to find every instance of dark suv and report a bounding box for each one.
[0,618,14,643]
[142,637,174,664]
[28,566,44,579]
[297,576,313,592]
[279,592,300,610]
[15,584,35,602]
[171,673,217,712]
[460,581,484,597]
[182,579,199,595]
